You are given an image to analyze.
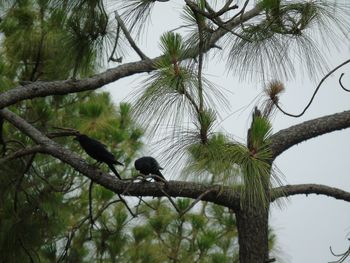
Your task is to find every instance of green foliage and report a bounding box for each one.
[1,0,340,260]
[125,199,243,263]
[0,2,143,262]
[117,0,158,37]
[228,0,350,80]
[132,31,229,138]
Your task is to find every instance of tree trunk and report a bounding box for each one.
[236,205,269,263]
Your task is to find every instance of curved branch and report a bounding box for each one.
[339,73,350,92]
[271,184,350,203]
[0,5,261,109]
[0,108,241,211]
[273,59,350,117]
[270,110,350,159]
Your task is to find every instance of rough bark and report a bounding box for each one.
[236,205,269,263]
[270,110,350,160]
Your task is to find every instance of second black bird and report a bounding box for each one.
[74,134,123,179]
[134,156,165,182]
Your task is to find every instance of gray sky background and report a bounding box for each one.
[105,1,350,262]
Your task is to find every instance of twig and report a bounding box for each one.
[57,199,122,262]
[159,187,181,213]
[138,197,157,210]
[117,193,136,217]
[179,188,215,217]
[114,11,149,60]
[274,59,350,117]
[14,154,36,212]
[88,180,95,239]
[329,240,350,263]
[339,73,350,92]
[0,145,44,164]
[205,0,238,18]
[185,0,251,42]
[108,24,121,62]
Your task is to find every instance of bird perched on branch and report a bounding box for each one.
[134,156,165,182]
[74,134,123,179]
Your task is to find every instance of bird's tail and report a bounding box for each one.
[108,164,121,179]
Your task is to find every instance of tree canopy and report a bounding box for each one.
[0,0,349,262]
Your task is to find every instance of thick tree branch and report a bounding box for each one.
[0,5,261,109]
[270,110,350,159]
[0,108,241,211]
[0,60,154,109]
[271,184,350,203]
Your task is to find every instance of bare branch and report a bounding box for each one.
[271,184,350,203]
[339,73,350,92]
[270,110,350,159]
[114,11,149,61]
[179,188,216,217]
[185,0,251,42]
[329,240,350,263]
[273,59,350,117]
[108,24,122,62]
[88,180,95,239]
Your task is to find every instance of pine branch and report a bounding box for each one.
[0,4,262,109]
[271,184,350,203]
[0,108,241,211]
[269,110,350,159]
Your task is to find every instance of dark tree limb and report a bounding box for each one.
[270,110,350,159]
[271,184,350,203]
[0,108,242,211]
[0,5,262,109]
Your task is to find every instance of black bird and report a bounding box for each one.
[134,156,165,182]
[74,134,123,179]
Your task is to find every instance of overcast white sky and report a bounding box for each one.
[105,1,350,262]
